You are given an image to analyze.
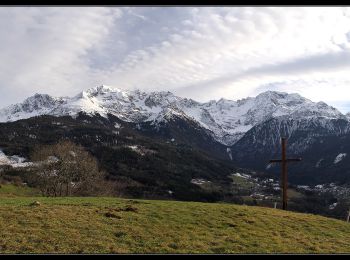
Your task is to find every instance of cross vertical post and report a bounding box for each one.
[269,137,302,211]
[282,138,287,210]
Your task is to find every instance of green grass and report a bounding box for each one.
[1,196,350,254]
[230,175,255,190]
[0,184,41,197]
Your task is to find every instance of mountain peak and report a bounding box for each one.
[83,85,115,96]
[25,93,52,100]
[22,93,58,109]
[255,90,305,101]
[0,86,347,145]
[256,90,286,98]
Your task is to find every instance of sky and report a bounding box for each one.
[1,6,350,113]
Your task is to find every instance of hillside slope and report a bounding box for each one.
[0,114,242,202]
[0,197,350,254]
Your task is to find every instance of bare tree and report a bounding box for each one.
[31,140,109,197]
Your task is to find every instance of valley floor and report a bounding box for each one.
[0,195,350,254]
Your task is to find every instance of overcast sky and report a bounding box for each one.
[1,6,350,113]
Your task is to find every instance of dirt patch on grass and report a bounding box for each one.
[104,212,122,219]
[115,231,127,238]
[105,205,139,213]
[103,205,138,218]
[227,223,237,228]
[123,205,138,212]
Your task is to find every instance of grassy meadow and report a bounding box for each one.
[0,184,350,254]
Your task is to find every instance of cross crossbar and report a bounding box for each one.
[269,158,302,163]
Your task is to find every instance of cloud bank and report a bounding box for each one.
[1,7,350,113]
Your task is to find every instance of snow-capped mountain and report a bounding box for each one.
[193,91,346,144]
[2,85,350,186]
[0,86,348,146]
[346,112,350,120]
[0,93,66,122]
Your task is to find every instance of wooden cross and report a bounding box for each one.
[269,137,302,210]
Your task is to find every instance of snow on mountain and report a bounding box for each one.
[346,112,350,120]
[334,153,347,164]
[0,87,347,146]
[315,158,324,168]
[183,91,346,144]
[0,149,32,168]
[0,94,67,122]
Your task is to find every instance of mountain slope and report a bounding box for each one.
[0,114,242,201]
[231,116,350,184]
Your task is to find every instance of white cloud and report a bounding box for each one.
[0,7,122,105]
[1,7,350,113]
[99,7,350,106]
